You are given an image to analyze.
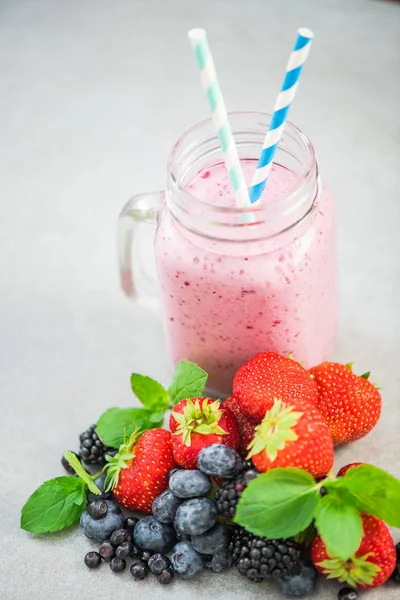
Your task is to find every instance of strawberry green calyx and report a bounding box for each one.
[247,399,303,461]
[104,428,141,491]
[317,553,381,588]
[171,399,227,447]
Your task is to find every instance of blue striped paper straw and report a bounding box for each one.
[249,28,314,204]
[188,29,250,208]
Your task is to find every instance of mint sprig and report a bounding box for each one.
[314,486,363,560]
[97,360,208,448]
[21,477,86,534]
[130,374,169,411]
[21,454,103,534]
[235,464,400,561]
[338,464,400,526]
[234,468,319,538]
[168,360,208,406]
[97,407,162,449]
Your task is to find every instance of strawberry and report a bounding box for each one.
[104,428,175,513]
[247,397,334,478]
[224,396,259,458]
[308,362,382,445]
[337,462,365,477]
[169,398,239,469]
[233,352,319,421]
[311,514,397,589]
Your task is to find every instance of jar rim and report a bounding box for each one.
[167,110,318,218]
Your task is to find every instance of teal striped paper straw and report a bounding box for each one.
[249,28,314,204]
[188,29,250,208]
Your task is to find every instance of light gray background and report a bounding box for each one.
[1,0,399,598]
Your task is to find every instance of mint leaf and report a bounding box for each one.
[96,407,157,448]
[314,487,363,560]
[340,464,400,527]
[234,468,319,538]
[168,360,208,406]
[149,411,165,425]
[21,476,86,533]
[130,374,168,411]
[63,452,101,495]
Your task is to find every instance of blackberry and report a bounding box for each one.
[230,526,302,582]
[79,424,114,465]
[215,469,258,519]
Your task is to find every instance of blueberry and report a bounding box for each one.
[86,473,112,503]
[175,498,217,536]
[170,541,204,579]
[110,528,129,547]
[157,567,174,584]
[152,489,183,523]
[80,500,124,542]
[88,500,108,520]
[273,562,318,598]
[130,561,149,580]
[84,551,101,568]
[169,470,211,498]
[110,557,126,572]
[133,516,177,553]
[191,523,231,554]
[338,588,358,600]
[197,444,243,479]
[115,541,134,559]
[169,467,180,479]
[124,516,139,530]
[148,553,171,575]
[98,540,114,561]
[203,548,233,572]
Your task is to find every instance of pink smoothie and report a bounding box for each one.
[155,160,337,396]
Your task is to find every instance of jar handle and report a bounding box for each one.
[117,191,164,311]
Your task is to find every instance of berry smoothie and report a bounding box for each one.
[155,159,337,396]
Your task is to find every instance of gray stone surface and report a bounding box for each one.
[0,0,399,598]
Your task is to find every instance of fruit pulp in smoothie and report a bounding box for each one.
[155,159,337,396]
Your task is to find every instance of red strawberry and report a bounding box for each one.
[169,398,239,469]
[311,514,397,589]
[337,462,365,477]
[105,428,175,513]
[224,396,258,458]
[247,397,334,478]
[233,352,318,421]
[308,362,382,445]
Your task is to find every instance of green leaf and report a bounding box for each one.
[168,360,208,406]
[340,464,400,527]
[96,407,157,448]
[21,476,86,534]
[360,371,371,380]
[130,374,168,411]
[149,412,165,425]
[63,452,101,495]
[314,488,363,560]
[234,468,319,539]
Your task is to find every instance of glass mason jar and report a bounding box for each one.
[118,112,338,397]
